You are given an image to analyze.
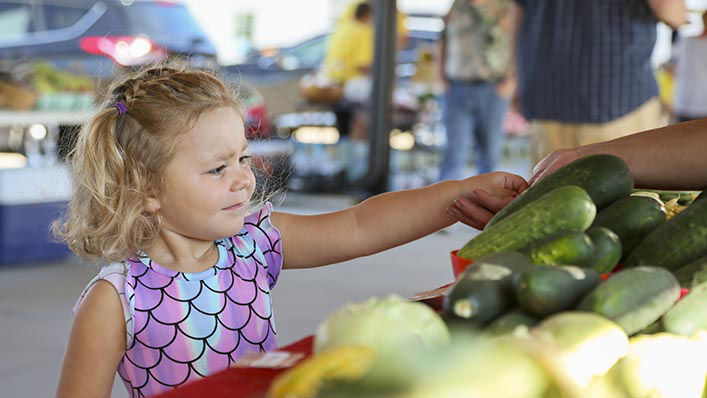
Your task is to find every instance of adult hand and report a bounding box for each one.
[495,75,516,99]
[529,148,583,185]
[447,172,529,230]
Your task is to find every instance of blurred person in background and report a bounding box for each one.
[323,2,374,86]
[322,1,409,182]
[438,0,516,180]
[513,0,687,165]
[654,30,680,119]
[322,1,374,181]
[673,10,707,122]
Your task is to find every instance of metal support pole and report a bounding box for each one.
[351,0,396,194]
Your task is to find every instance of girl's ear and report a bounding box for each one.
[145,196,161,214]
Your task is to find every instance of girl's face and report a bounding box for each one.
[154,107,256,242]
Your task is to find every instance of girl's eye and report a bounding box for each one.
[208,165,227,175]
[239,155,252,165]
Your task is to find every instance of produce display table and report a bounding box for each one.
[153,284,449,398]
[155,336,315,398]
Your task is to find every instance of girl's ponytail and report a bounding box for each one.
[53,106,158,261]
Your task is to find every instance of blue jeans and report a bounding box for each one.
[438,80,508,180]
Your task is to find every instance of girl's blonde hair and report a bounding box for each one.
[53,66,243,262]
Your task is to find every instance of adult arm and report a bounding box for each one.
[272,172,528,269]
[56,281,126,398]
[647,0,688,29]
[531,118,707,189]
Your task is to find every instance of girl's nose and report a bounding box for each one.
[229,165,252,191]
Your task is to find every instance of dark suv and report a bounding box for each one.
[0,0,218,75]
[0,0,279,136]
[0,0,290,184]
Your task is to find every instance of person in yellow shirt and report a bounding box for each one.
[323,2,374,84]
[322,1,410,182]
[323,1,409,84]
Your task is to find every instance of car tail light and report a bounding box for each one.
[79,35,168,66]
[245,104,271,139]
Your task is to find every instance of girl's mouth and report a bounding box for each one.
[222,202,244,211]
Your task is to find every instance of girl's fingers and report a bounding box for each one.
[462,190,515,213]
[504,173,530,194]
[452,197,494,230]
[448,206,484,230]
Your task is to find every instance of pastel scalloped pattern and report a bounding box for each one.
[78,204,283,397]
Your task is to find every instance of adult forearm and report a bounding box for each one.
[578,119,707,189]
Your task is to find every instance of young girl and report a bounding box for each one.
[55,66,528,398]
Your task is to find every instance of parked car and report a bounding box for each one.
[0,0,220,74]
[224,16,442,118]
[0,0,287,174]
[239,16,442,76]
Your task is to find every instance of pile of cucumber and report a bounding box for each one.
[446,154,707,337]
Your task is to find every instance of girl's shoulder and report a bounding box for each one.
[243,202,276,227]
[236,202,282,247]
[73,262,134,347]
[228,202,283,289]
[73,263,130,312]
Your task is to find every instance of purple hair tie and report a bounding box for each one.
[115,102,128,115]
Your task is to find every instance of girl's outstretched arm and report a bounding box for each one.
[272,172,527,269]
[56,281,126,398]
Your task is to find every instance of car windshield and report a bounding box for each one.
[0,3,32,43]
[123,2,208,45]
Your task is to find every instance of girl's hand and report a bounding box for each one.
[447,172,529,229]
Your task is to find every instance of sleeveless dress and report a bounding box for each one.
[73,203,283,397]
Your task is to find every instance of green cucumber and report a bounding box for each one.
[443,279,511,327]
[693,268,707,287]
[521,231,595,266]
[696,189,706,202]
[446,252,535,327]
[486,154,632,228]
[625,198,707,270]
[673,256,707,288]
[485,309,539,336]
[577,267,681,335]
[591,196,666,259]
[458,185,596,260]
[585,227,622,273]
[531,311,629,389]
[458,251,535,296]
[663,281,707,337]
[636,318,665,335]
[515,266,601,316]
[460,252,535,284]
